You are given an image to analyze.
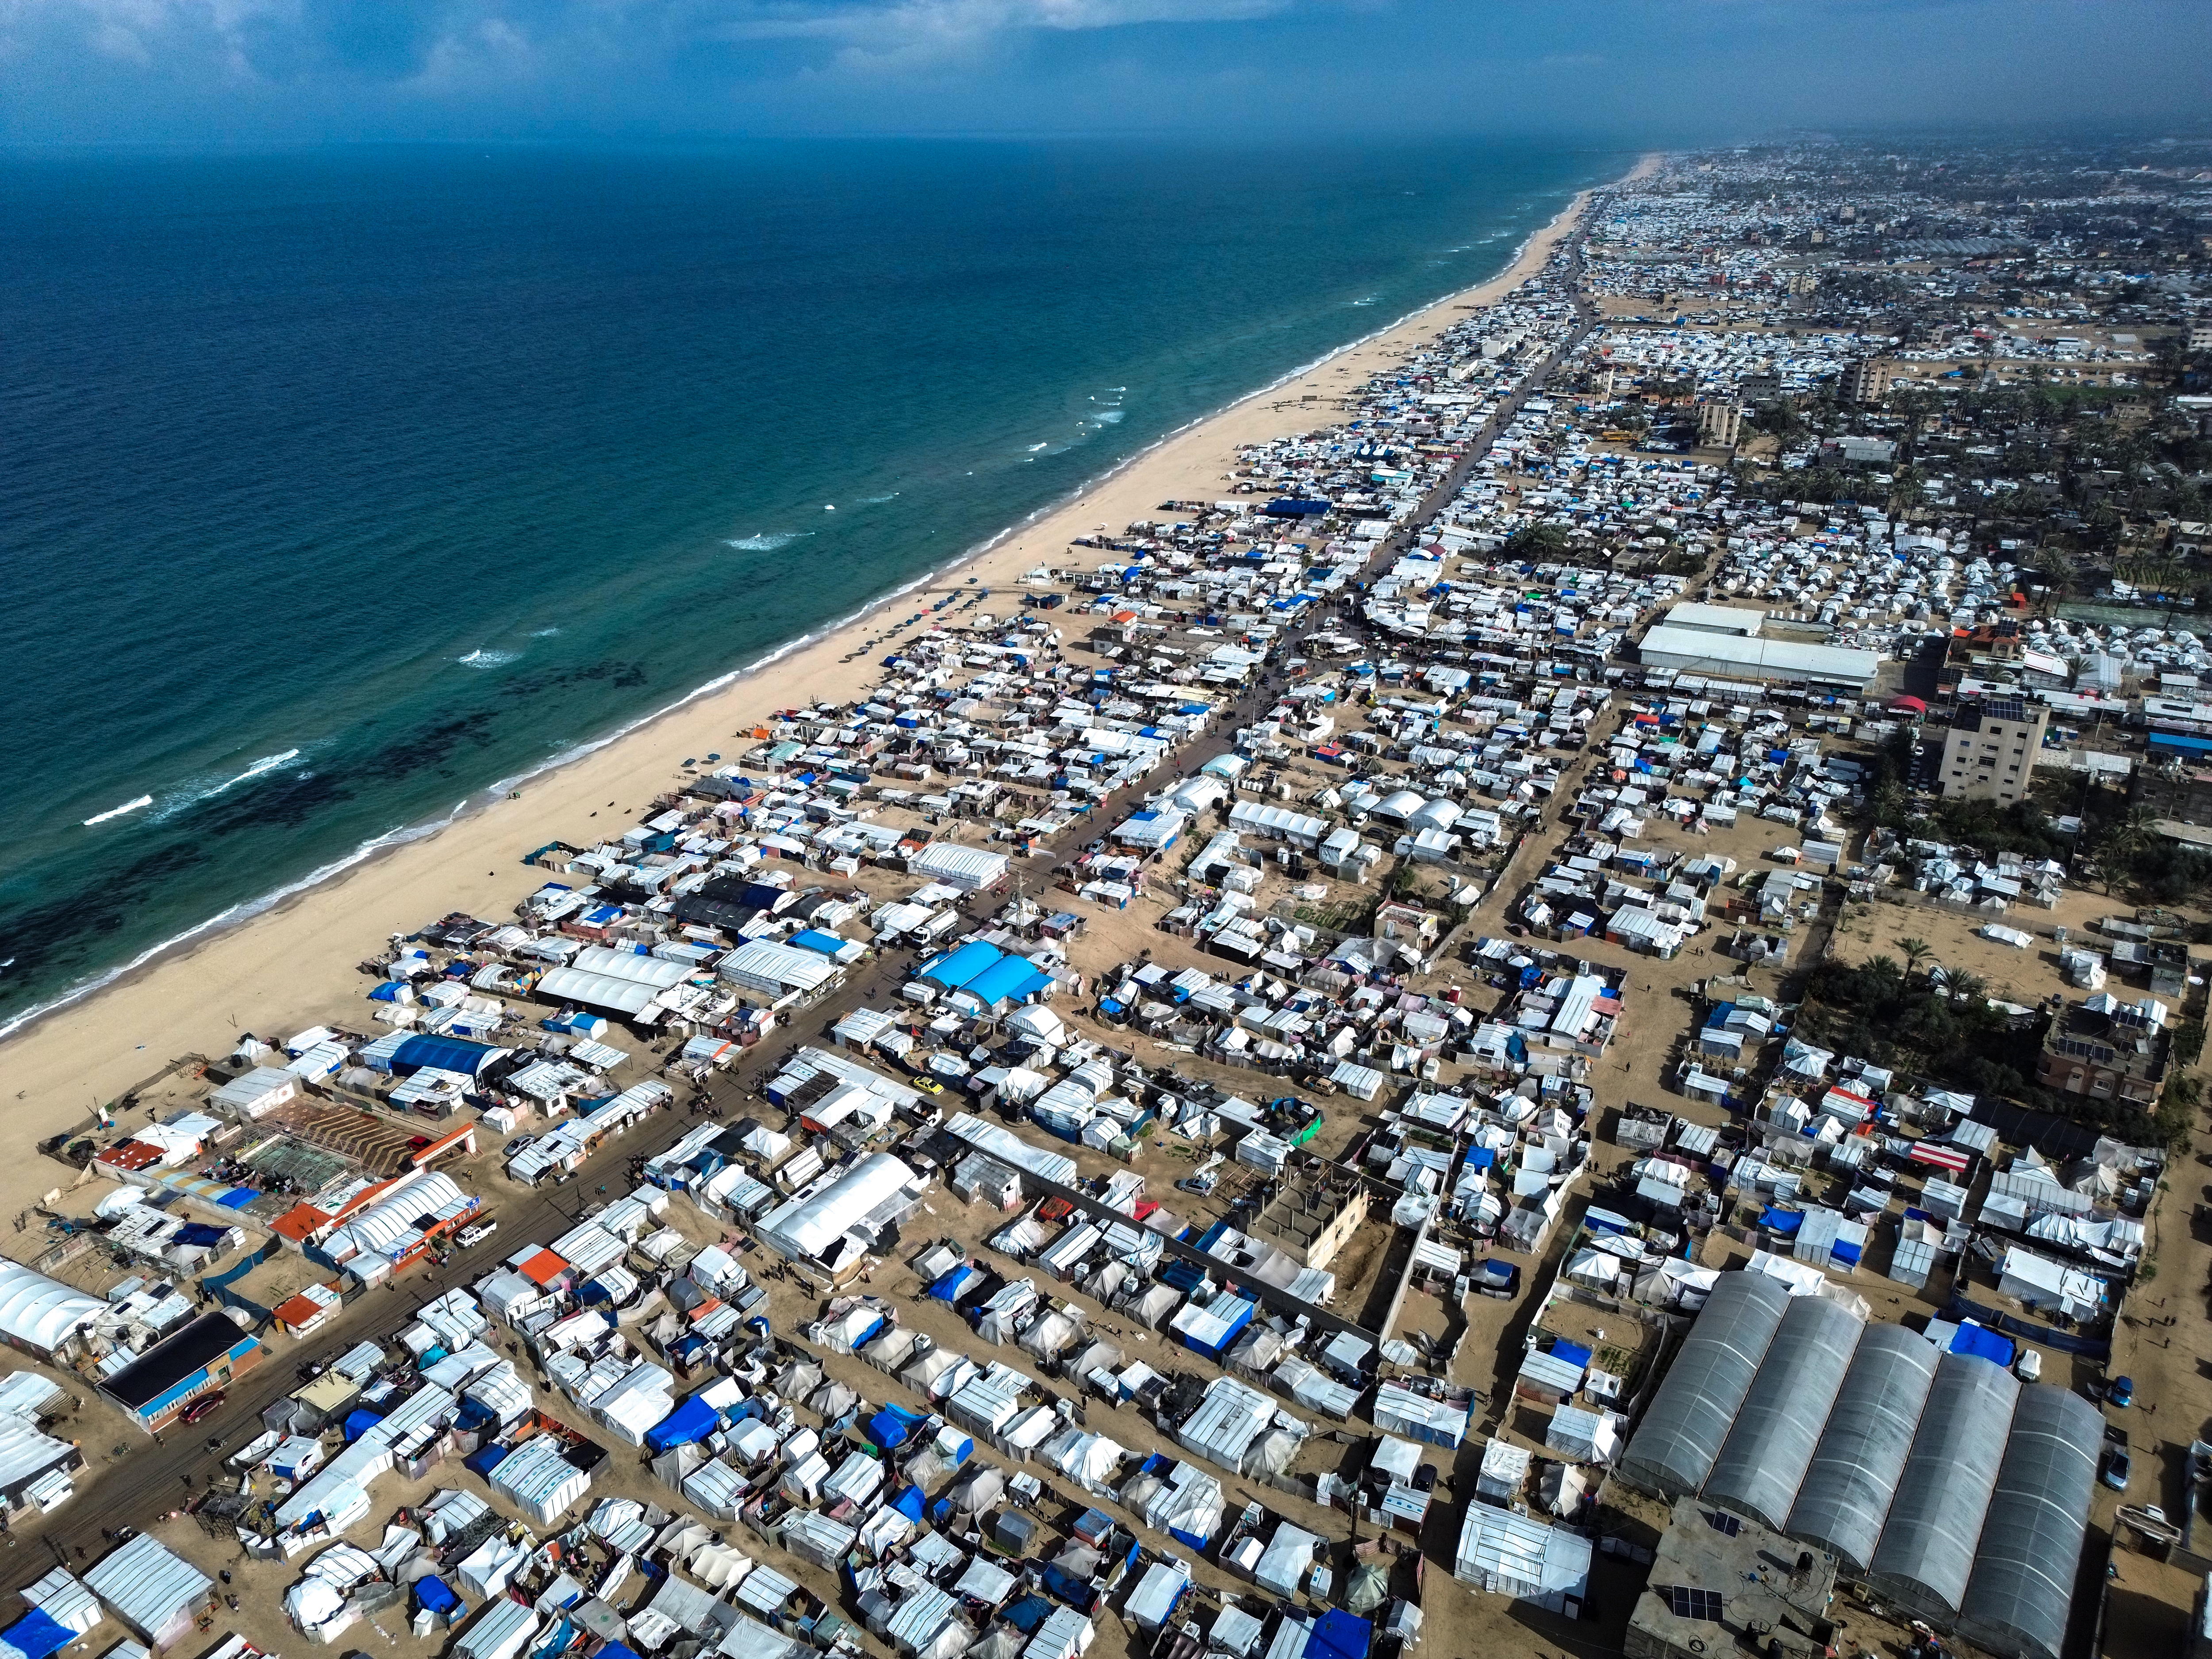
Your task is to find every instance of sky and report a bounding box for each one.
[2,0,2210,145]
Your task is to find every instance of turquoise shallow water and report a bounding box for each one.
[0,138,1618,1027]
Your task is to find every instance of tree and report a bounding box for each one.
[1897,937,1934,981]
[1860,955,1905,1004]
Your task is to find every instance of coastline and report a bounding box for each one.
[0,151,1658,1123]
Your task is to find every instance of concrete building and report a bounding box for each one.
[2037,994,2169,1110]
[97,1312,267,1434]
[1696,401,1742,449]
[1247,1172,1369,1272]
[1938,699,2049,806]
[1626,1498,1839,1659]
[1839,357,1886,405]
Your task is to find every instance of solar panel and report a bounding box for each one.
[1704,1510,1742,1537]
[1658,1586,1724,1621]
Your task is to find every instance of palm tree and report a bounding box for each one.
[1861,955,1905,1004]
[1943,969,1987,1008]
[1897,937,1933,981]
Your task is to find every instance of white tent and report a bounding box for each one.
[454,1600,541,1659]
[1253,1522,1321,1598]
[1453,1506,1590,1614]
[490,1437,592,1527]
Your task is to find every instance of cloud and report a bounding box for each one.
[0,0,2208,142]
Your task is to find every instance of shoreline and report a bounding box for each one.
[0,150,1658,1117]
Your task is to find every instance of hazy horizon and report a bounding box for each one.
[4,0,2210,148]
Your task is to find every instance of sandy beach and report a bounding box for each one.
[0,154,1655,1164]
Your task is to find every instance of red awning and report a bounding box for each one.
[1908,1141,1971,1173]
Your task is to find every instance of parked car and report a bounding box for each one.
[2102,1441,2132,1492]
[2014,1349,2042,1382]
[456,1220,498,1249]
[2106,1375,2136,1409]
[180,1391,226,1425]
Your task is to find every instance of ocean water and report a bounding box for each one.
[0,138,1619,1029]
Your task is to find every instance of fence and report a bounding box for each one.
[200,1237,279,1329]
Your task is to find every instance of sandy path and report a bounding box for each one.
[0,154,1661,1188]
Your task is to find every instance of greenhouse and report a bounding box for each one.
[1785,1323,1940,1571]
[1866,1351,2020,1620]
[1619,1270,1791,1496]
[1702,1292,1865,1530]
[1955,1388,2102,1659]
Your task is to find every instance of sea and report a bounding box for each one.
[0,138,1621,1031]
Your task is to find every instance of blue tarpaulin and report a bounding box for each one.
[388,1034,497,1078]
[963,956,1053,1008]
[0,1609,78,1659]
[1306,1612,1373,1659]
[645,1394,721,1455]
[919,940,1002,992]
[464,1443,508,1476]
[890,1485,927,1521]
[867,1402,928,1452]
[789,931,849,958]
[414,1578,462,1617]
[1002,1598,1053,1634]
[1548,1340,1592,1370]
[343,1409,385,1441]
[1949,1321,2015,1368]
[1760,1206,1805,1236]
[927,1265,978,1303]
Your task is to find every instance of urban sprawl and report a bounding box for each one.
[9,141,2212,1659]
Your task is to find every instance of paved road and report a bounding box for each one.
[29,221,1602,1568]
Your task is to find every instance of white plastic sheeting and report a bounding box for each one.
[0,1261,105,1358]
[1620,1270,1790,1497]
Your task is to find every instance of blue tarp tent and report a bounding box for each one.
[414,1578,462,1618]
[927,1265,979,1304]
[0,1609,78,1659]
[1002,1598,1053,1634]
[343,1409,385,1441]
[867,1402,928,1452]
[1178,1297,1253,1361]
[645,1394,721,1455]
[388,1034,497,1078]
[1262,499,1331,518]
[1949,1321,2015,1368]
[464,1443,508,1476]
[890,1485,927,1522]
[1305,1612,1373,1659]
[919,940,1002,992]
[790,931,849,958]
[1548,1340,1592,1371]
[1760,1206,1804,1236]
[962,956,1053,1009]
